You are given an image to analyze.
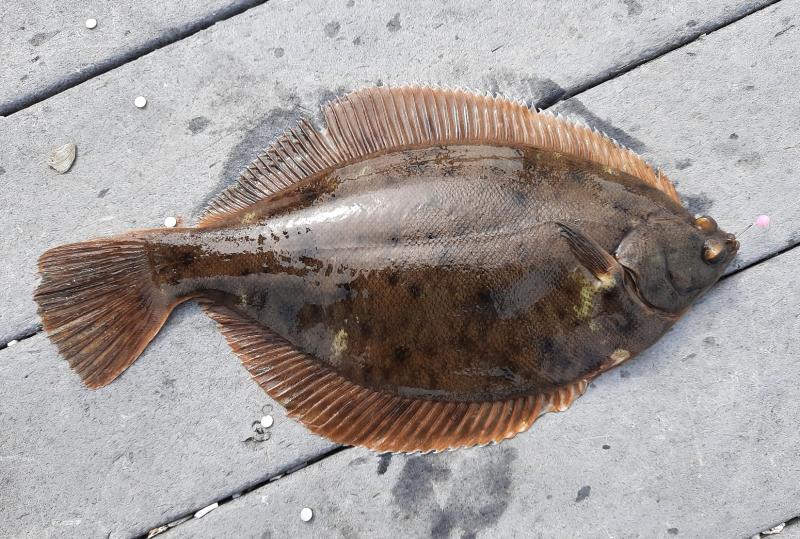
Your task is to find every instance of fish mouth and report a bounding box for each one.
[724,233,740,262]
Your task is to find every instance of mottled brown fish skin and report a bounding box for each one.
[34,85,740,452]
[139,145,731,402]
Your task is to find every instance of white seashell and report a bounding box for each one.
[48,143,76,174]
[300,507,313,522]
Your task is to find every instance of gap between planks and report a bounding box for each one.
[0,0,269,117]
[1,0,793,535]
[536,0,784,109]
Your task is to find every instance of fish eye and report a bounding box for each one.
[703,238,724,263]
[694,215,718,233]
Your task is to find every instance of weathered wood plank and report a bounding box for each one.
[166,241,800,539]
[0,0,264,115]
[0,0,775,342]
[0,304,333,539]
[552,2,799,279]
[0,1,790,538]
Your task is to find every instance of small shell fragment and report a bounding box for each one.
[6,340,18,347]
[762,523,786,535]
[146,525,167,538]
[300,507,313,522]
[85,18,97,29]
[48,143,77,174]
[194,502,218,519]
[260,415,274,428]
[134,96,147,108]
[164,216,177,228]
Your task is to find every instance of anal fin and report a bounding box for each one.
[202,301,591,453]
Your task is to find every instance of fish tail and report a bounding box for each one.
[34,236,175,388]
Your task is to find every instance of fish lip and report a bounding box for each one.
[724,236,740,263]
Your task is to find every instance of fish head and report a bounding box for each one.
[615,214,739,314]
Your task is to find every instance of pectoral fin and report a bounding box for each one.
[556,222,619,283]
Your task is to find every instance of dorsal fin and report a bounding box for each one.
[198,85,680,227]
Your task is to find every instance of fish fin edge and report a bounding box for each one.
[201,301,590,453]
[34,237,175,388]
[197,85,680,227]
[556,222,620,282]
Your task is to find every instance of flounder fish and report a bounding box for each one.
[34,86,738,453]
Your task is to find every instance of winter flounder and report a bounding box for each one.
[34,86,738,453]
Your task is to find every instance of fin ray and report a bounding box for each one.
[34,238,175,388]
[198,85,680,227]
[201,302,596,453]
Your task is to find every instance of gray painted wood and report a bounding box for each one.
[0,0,775,343]
[552,0,799,279]
[0,303,334,539]
[0,0,794,538]
[0,0,265,115]
[167,242,800,539]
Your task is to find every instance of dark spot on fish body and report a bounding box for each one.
[299,256,323,272]
[393,345,410,363]
[248,290,270,311]
[575,485,591,502]
[408,283,422,298]
[512,188,529,206]
[296,303,326,329]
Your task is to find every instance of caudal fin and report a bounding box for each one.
[34,238,172,388]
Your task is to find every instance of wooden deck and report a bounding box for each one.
[1,1,798,537]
